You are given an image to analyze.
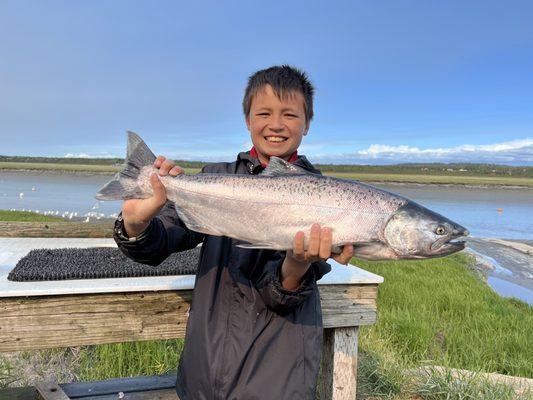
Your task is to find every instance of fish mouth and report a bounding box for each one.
[430,228,469,255]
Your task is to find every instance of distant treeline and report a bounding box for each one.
[1,155,531,177]
[315,163,533,177]
[0,155,205,169]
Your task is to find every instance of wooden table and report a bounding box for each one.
[0,238,383,400]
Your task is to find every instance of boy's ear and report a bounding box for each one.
[245,115,251,131]
[303,122,310,136]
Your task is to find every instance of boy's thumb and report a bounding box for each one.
[150,173,167,205]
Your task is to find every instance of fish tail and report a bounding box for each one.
[95,131,156,200]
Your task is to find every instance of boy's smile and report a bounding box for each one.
[246,84,309,165]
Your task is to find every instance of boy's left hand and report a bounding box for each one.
[281,224,354,291]
[288,223,354,266]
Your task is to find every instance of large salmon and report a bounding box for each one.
[96,132,469,260]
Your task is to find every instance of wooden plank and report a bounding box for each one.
[0,292,191,352]
[319,285,378,300]
[322,311,376,328]
[34,381,70,400]
[0,386,39,400]
[81,388,178,399]
[319,327,359,400]
[0,284,377,352]
[61,374,176,398]
[321,284,378,328]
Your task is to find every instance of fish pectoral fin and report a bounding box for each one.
[353,241,399,261]
[234,241,284,250]
[174,208,225,237]
[261,157,316,176]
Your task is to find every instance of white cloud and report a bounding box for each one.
[63,152,117,158]
[315,138,533,165]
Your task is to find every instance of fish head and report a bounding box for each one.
[383,203,469,259]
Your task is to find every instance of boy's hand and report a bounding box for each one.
[281,224,354,291]
[122,156,184,238]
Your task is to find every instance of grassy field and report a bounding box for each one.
[326,172,533,187]
[0,162,201,175]
[2,161,533,187]
[0,210,66,222]
[355,253,532,398]
[0,162,122,173]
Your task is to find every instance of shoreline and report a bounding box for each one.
[2,168,532,189]
[0,168,118,176]
[465,237,533,304]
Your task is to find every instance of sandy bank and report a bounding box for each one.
[465,237,533,295]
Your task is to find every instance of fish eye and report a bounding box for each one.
[435,226,446,235]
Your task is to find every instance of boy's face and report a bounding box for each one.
[246,84,309,165]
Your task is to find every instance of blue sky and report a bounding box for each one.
[1,1,532,165]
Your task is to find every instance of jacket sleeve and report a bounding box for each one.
[114,201,205,266]
[252,251,331,315]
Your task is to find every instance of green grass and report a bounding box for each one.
[77,340,184,381]
[355,253,532,379]
[0,210,65,222]
[0,161,122,173]
[0,162,201,174]
[356,349,528,399]
[325,172,533,187]
[413,368,526,400]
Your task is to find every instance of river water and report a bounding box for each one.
[1,171,532,302]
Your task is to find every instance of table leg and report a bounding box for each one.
[319,326,359,400]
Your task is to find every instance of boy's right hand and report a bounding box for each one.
[122,156,184,238]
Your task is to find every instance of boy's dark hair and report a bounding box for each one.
[243,65,315,123]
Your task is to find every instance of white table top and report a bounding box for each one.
[0,238,383,298]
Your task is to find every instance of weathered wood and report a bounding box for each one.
[0,285,377,352]
[34,381,70,400]
[320,284,378,328]
[0,222,113,238]
[61,374,176,397]
[82,389,178,399]
[0,292,192,352]
[0,386,39,400]
[319,327,359,400]
[0,383,179,400]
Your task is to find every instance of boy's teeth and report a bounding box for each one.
[266,137,287,142]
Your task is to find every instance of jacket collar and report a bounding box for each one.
[237,150,321,175]
[249,147,299,166]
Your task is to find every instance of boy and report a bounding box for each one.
[114,65,354,399]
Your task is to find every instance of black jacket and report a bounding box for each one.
[114,151,331,400]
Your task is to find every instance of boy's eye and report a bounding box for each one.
[257,113,269,117]
[285,114,298,118]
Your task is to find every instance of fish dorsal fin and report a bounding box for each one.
[261,156,311,176]
[126,131,157,163]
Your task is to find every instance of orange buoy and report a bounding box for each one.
[497,208,503,213]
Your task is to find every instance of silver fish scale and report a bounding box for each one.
[155,171,409,250]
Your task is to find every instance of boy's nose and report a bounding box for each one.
[268,115,285,131]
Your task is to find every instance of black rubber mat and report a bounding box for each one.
[8,247,200,281]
